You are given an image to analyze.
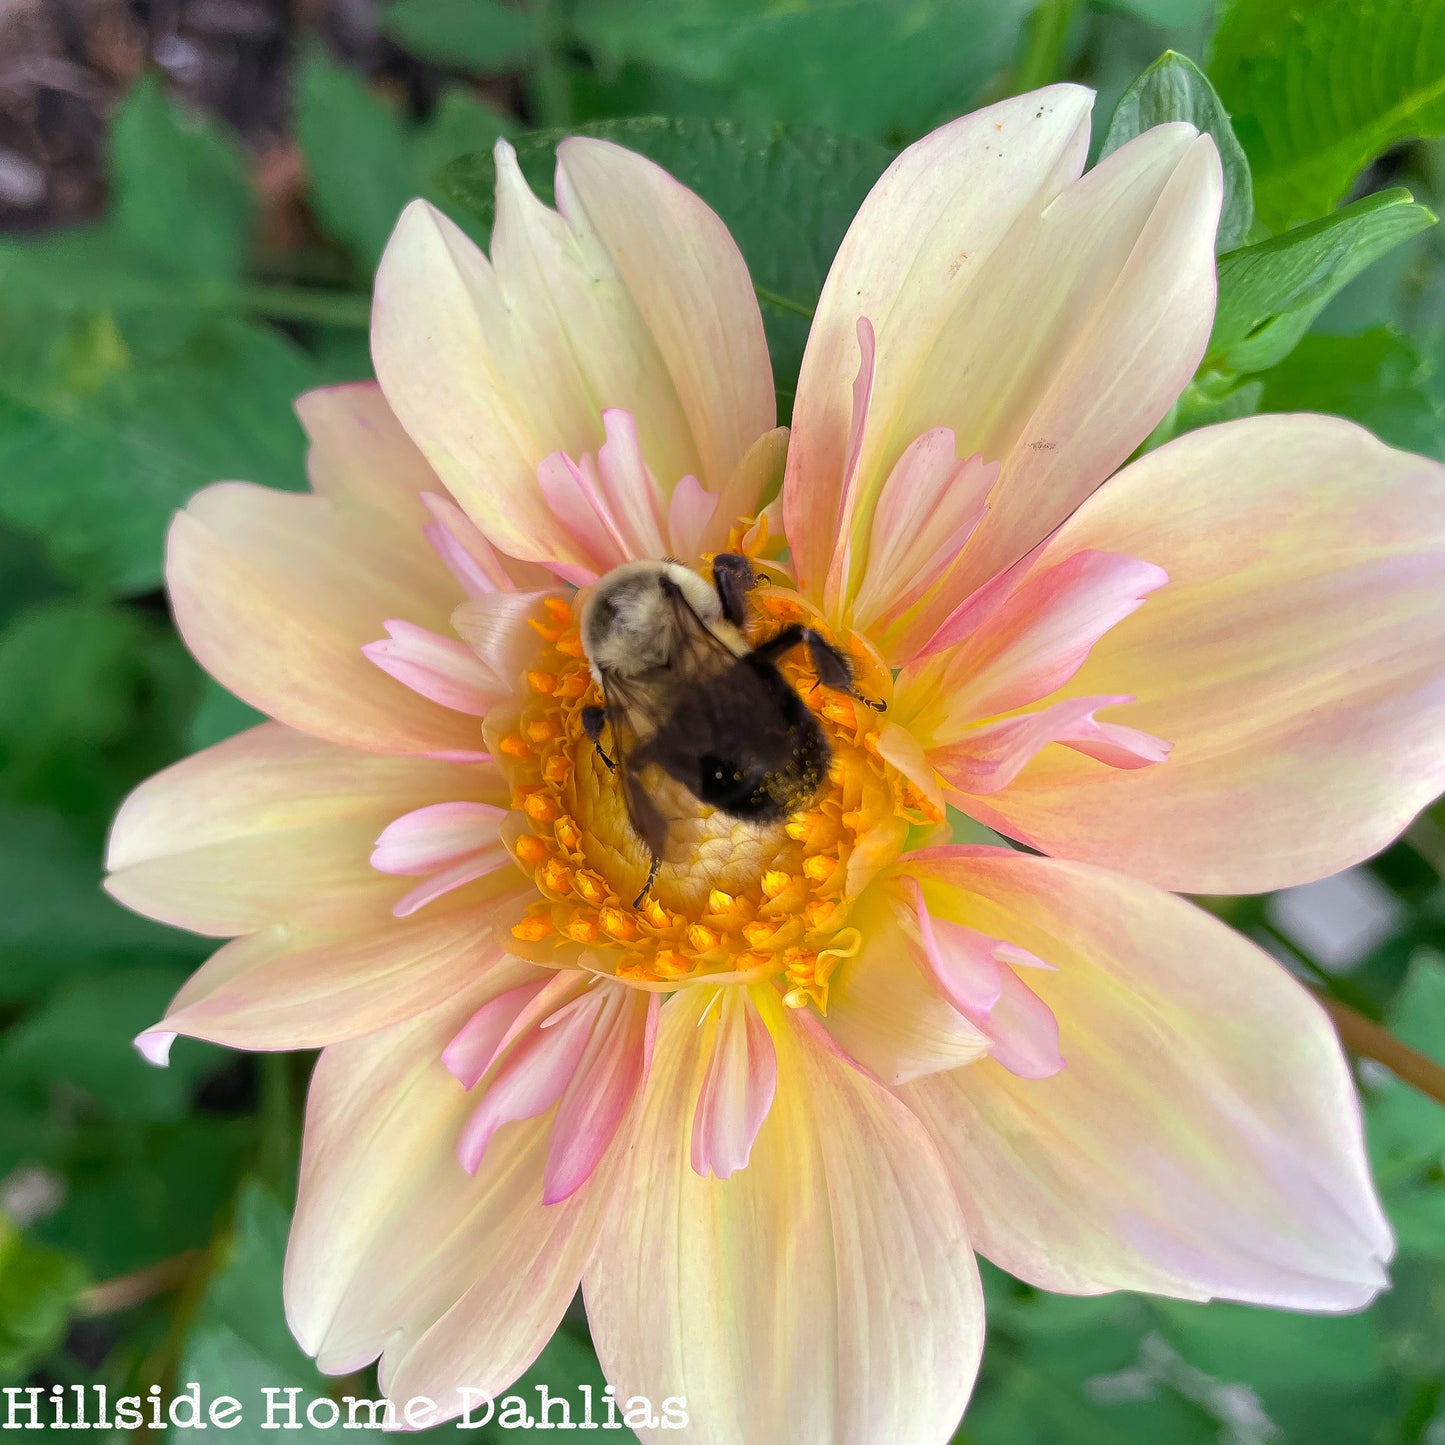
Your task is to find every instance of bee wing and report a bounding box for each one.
[598,581,744,858]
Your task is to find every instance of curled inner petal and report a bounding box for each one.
[690,986,778,1180]
[907,877,1062,1079]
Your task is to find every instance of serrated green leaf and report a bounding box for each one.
[1208,189,1436,374]
[109,74,253,283]
[0,317,314,596]
[1257,329,1445,459]
[438,116,892,418]
[571,0,1032,139]
[1210,0,1445,230]
[381,0,542,70]
[1102,50,1253,252]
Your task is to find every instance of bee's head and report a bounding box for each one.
[580,560,720,679]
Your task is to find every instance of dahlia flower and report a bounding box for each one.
[107,83,1445,1442]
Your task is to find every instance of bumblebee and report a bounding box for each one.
[578,554,882,904]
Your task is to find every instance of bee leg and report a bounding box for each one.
[710,552,758,627]
[580,704,616,771]
[757,624,888,712]
[632,851,662,909]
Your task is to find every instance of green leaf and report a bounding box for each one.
[1257,329,1445,459]
[0,317,314,596]
[1210,0,1445,230]
[190,678,266,752]
[0,599,201,820]
[1102,50,1253,252]
[298,53,512,269]
[380,0,543,71]
[0,807,201,1002]
[1208,188,1436,374]
[571,0,1033,139]
[0,1218,87,1382]
[0,969,222,1124]
[1093,0,1213,24]
[296,53,416,272]
[438,116,892,418]
[109,74,253,282]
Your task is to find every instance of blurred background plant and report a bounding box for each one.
[2,0,1445,1440]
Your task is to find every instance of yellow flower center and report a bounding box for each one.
[491,585,939,1010]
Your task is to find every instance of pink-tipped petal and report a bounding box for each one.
[822,887,992,1086]
[456,998,595,1175]
[168,483,478,756]
[594,408,670,560]
[442,976,550,1088]
[285,988,617,1422]
[390,847,513,918]
[421,491,555,596]
[785,85,1094,601]
[690,985,778,1179]
[850,433,997,643]
[105,724,486,936]
[666,473,721,563]
[363,620,503,717]
[970,414,1445,893]
[586,987,983,1445]
[545,986,658,1203]
[135,1029,176,1066]
[906,551,1169,733]
[903,847,1394,1308]
[931,694,1169,797]
[370,800,508,876]
[906,875,1063,1079]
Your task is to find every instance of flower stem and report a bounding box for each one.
[1319,994,1445,1106]
[76,1250,203,1317]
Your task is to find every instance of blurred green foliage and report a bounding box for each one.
[0,0,1444,1440]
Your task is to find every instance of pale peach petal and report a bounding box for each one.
[371,800,507,875]
[373,133,773,569]
[362,620,503,717]
[823,888,992,1086]
[452,589,562,694]
[286,982,616,1420]
[902,848,1393,1308]
[690,985,777,1179]
[713,425,789,547]
[105,724,484,935]
[821,317,877,616]
[138,876,532,1051]
[785,84,1094,601]
[168,483,482,757]
[555,136,775,496]
[586,987,983,1445]
[968,415,1445,892]
[938,127,1220,602]
[297,382,443,547]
